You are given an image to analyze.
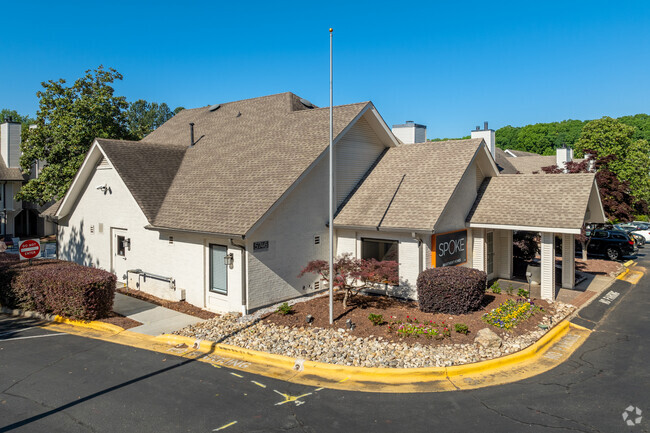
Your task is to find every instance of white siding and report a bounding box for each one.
[245,112,389,311]
[335,116,386,207]
[246,154,328,310]
[540,232,556,301]
[0,122,21,168]
[58,162,244,313]
[472,228,485,271]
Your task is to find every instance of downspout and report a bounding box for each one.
[411,232,424,274]
[230,238,248,315]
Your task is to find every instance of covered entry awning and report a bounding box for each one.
[467,173,606,233]
[466,173,606,301]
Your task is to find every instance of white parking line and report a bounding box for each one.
[0,326,38,337]
[1,333,66,341]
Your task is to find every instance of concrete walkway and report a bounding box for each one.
[113,293,205,336]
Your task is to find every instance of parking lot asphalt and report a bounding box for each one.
[0,256,648,432]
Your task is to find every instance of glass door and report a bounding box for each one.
[209,244,228,294]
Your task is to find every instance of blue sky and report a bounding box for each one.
[1,0,649,138]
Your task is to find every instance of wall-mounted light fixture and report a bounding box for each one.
[224,253,234,269]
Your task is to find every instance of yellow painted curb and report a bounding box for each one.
[52,315,126,334]
[616,268,631,280]
[151,319,588,392]
[446,320,570,377]
[623,260,634,268]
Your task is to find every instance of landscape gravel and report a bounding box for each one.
[174,302,576,368]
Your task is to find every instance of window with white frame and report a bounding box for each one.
[361,238,398,262]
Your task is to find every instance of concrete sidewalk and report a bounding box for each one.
[113,293,205,336]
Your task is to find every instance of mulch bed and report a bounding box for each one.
[116,288,218,320]
[98,312,143,330]
[263,291,553,346]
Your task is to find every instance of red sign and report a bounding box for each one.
[19,239,41,260]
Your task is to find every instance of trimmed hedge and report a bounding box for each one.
[0,253,116,320]
[416,266,487,314]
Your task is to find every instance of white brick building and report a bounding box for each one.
[51,92,606,314]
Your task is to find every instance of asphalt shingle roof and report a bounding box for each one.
[0,157,24,181]
[334,138,483,231]
[96,92,368,235]
[467,173,596,230]
[96,139,186,222]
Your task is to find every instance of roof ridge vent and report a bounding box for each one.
[299,98,315,109]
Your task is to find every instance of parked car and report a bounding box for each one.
[620,223,650,242]
[585,229,637,260]
[615,224,647,246]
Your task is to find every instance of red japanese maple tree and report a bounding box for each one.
[299,253,398,308]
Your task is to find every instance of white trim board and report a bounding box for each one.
[467,222,580,235]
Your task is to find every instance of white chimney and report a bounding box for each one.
[392,120,427,144]
[1,118,21,168]
[471,121,495,160]
[556,144,573,171]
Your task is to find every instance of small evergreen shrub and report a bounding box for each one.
[277,302,293,315]
[0,254,116,320]
[490,281,501,294]
[518,288,530,298]
[454,323,469,335]
[368,313,383,326]
[416,267,487,314]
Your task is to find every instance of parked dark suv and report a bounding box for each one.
[586,229,637,260]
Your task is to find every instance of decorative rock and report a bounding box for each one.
[173,300,576,369]
[474,328,503,349]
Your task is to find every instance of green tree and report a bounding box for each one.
[495,125,521,150]
[0,109,35,138]
[126,100,182,139]
[574,117,650,205]
[17,66,130,205]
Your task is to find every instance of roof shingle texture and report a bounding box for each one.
[334,139,483,231]
[96,139,186,222]
[494,148,518,174]
[105,92,367,235]
[467,173,596,230]
[507,155,585,174]
[0,156,24,181]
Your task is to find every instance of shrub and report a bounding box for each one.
[277,302,293,315]
[518,288,530,298]
[416,267,487,314]
[490,281,501,294]
[455,323,469,334]
[368,313,383,326]
[0,254,116,320]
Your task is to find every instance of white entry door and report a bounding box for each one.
[111,228,129,282]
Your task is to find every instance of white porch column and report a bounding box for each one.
[540,232,556,301]
[501,230,513,279]
[562,233,575,289]
[472,228,485,271]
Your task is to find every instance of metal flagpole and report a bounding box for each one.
[328,28,334,325]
